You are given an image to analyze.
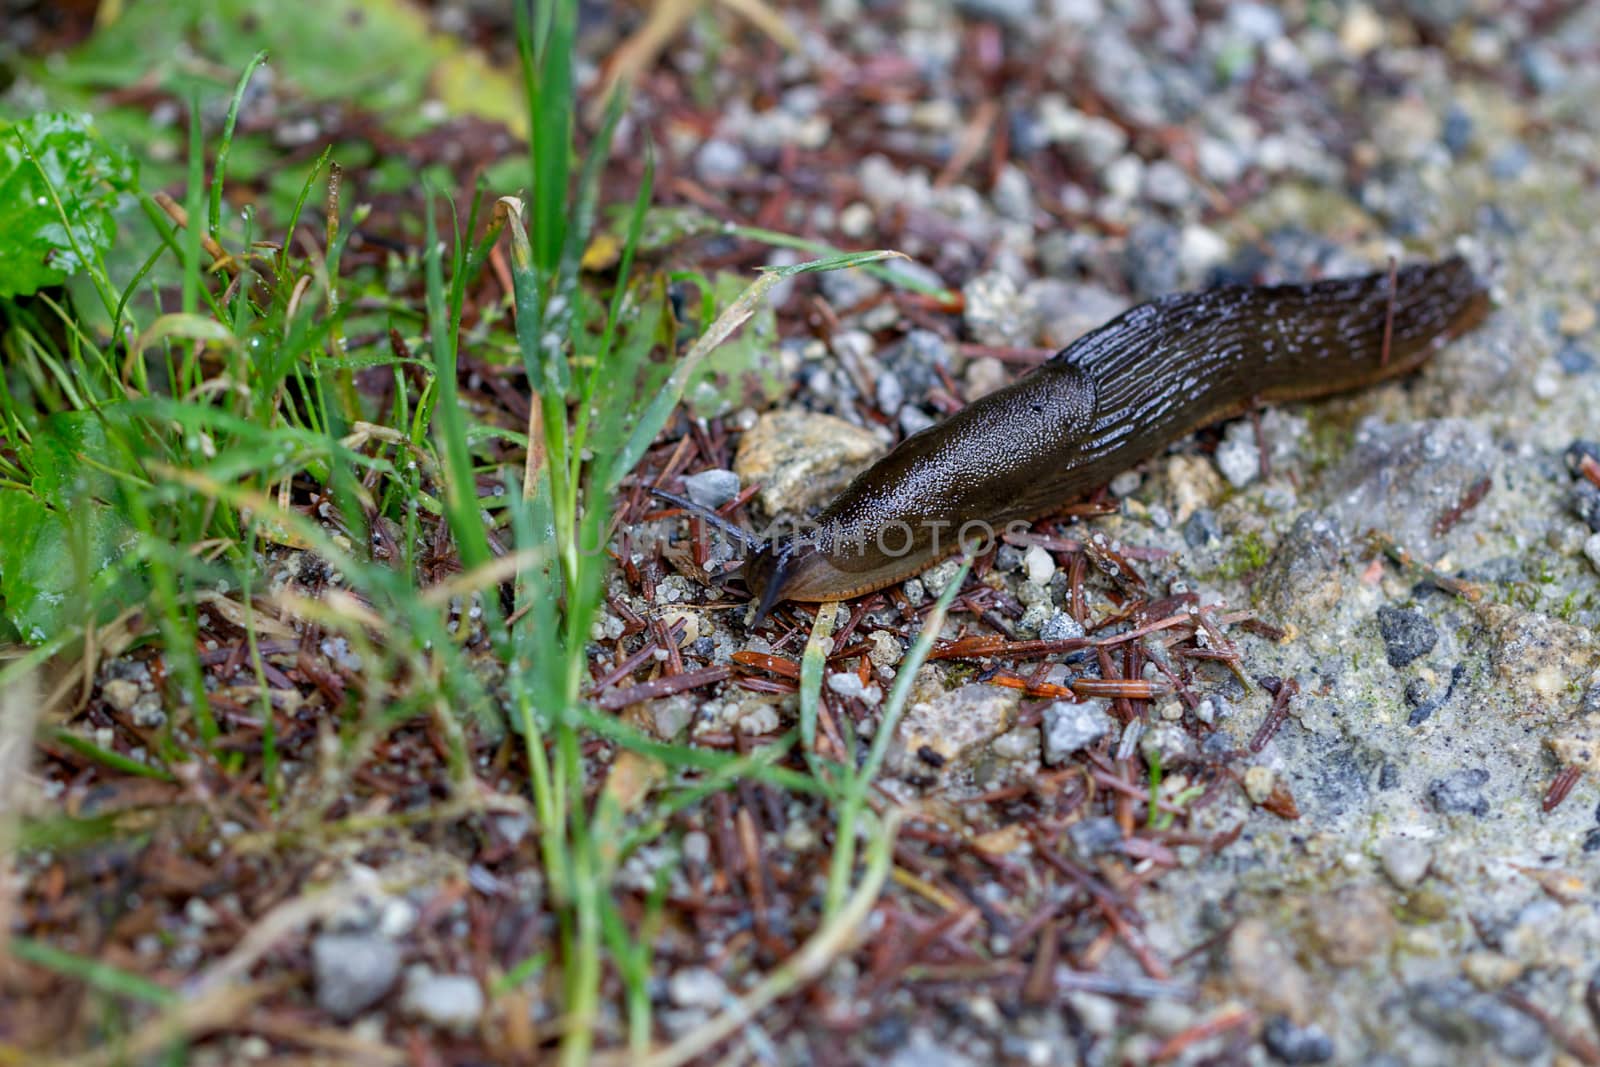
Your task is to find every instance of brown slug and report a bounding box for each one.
[743,255,1490,621]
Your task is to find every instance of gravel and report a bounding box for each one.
[313,934,402,1021]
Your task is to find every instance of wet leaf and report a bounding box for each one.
[0,112,136,297]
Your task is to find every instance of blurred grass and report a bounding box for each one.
[0,0,943,1059]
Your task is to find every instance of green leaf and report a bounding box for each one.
[0,112,135,298]
[682,272,784,419]
[0,489,134,643]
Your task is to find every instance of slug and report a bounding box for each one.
[743,255,1489,621]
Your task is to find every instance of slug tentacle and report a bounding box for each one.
[743,255,1489,619]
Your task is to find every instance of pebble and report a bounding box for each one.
[312,934,401,1021]
[896,683,1018,773]
[1379,836,1431,889]
[1244,766,1276,803]
[1557,342,1595,375]
[1559,300,1597,335]
[1407,980,1547,1058]
[1263,1015,1335,1064]
[1376,606,1437,667]
[400,969,484,1031]
[962,271,1031,347]
[694,139,746,183]
[734,410,882,516]
[1338,4,1385,56]
[1103,154,1145,203]
[1427,769,1490,817]
[1023,545,1055,586]
[1041,699,1112,765]
[101,678,140,713]
[1585,533,1600,574]
[838,201,875,239]
[1142,160,1192,208]
[682,469,740,510]
[1215,429,1261,488]
[1184,509,1223,548]
[1066,815,1123,857]
[1039,611,1084,642]
[1178,224,1229,278]
[668,966,726,1009]
[1108,470,1141,498]
[963,356,1009,401]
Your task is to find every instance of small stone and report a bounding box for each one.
[827,672,866,701]
[1042,699,1112,764]
[1545,714,1600,775]
[1559,301,1598,336]
[1308,886,1396,967]
[1263,1015,1335,1064]
[1408,980,1547,1058]
[963,271,1032,347]
[1104,154,1145,202]
[1023,545,1056,586]
[1427,768,1490,817]
[1179,225,1228,278]
[1109,470,1142,498]
[1226,919,1313,1023]
[400,970,484,1032]
[1585,533,1600,574]
[1442,106,1474,155]
[876,372,905,416]
[1040,611,1084,642]
[735,410,883,516]
[1216,425,1261,488]
[682,469,740,510]
[1244,766,1276,804]
[1376,606,1437,667]
[1574,481,1600,533]
[1379,836,1431,889]
[1488,142,1530,181]
[668,966,726,1009]
[1462,951,1524,991]
[313,934,401,1021]
[1184,509,1223,548]
[1557,343,1595,375]
[839,202,875,239]
[963,356,1009,401]
[1486,606,1596,712]
[1142,160,1192,208]
[1338,4,1384,56]
[694,139,746,183]
[1067,815,1123,857]
[130,692,166,729]
[737,702,780,735]
[896,682,1019,773]
[101,678,140,713]
[1140,722,1192,768]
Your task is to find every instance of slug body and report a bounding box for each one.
[745,256,1489,616]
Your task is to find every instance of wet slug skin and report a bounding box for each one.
[744,256,1490,621]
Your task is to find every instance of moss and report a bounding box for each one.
[1212,531,1271,581]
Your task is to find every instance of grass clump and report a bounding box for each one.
[0,1,939,1060]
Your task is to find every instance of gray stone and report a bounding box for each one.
[1067,815,1123,857]
[400,968,485,1032]
[1427,769,1490,817]
[313,934,401,1021]
[1040,611,1085,642]
[1042,699,1112,764]
[1376,607,1437,667]
[682,469,740,511]
[1408,979,1547,1058]
[668,966,727,1009]
[1262,1015,1334,1064]
[1379,836,1431,889]
[694,139,747,183]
